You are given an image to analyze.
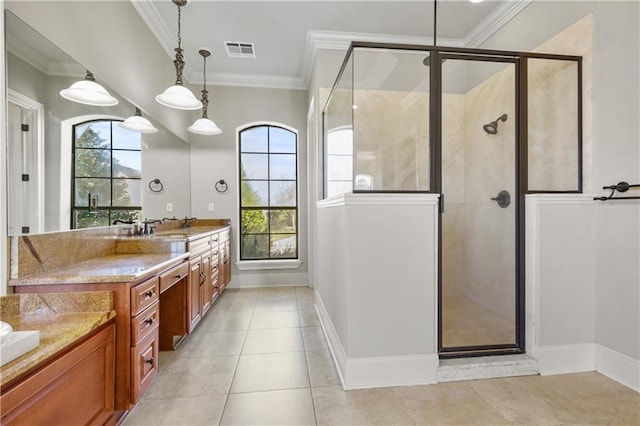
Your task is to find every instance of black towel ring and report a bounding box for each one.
[215,179,229,193]
[149,178,164,193]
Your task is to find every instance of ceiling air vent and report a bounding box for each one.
[224,41,256,58]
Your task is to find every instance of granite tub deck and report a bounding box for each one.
[0,292,116,388]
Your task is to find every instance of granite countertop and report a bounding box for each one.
[150,225,230,241]
[0,292,116,388]
[9,252,189,286]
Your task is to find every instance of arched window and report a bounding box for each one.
[72,119,142,228]
[238,124,298,260]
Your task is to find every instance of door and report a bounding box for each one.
[7,92,44,235]
[438,54,524,357]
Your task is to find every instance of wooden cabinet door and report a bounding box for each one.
[130,327,159,403]
[223,240,231,288]
[201,253,212,316]
[188,258,202,332]
[0,324,115,426]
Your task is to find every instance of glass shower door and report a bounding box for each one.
[439,55,522,355]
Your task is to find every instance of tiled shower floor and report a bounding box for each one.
[442,295,514,347]
[124,287,639,425]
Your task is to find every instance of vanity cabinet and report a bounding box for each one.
[219,230,231,294]
[0,323,115,426]
[130,278,160,403]
[12,257,189,415]
[186,229,230,330]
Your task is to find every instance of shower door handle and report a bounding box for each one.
[491,190,511,208]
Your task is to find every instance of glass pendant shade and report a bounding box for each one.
[59,71,118,106]
[188,117,222,135]
[156,84,202,110]
[119,108,158,134]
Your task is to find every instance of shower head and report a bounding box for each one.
[483,113,508,135]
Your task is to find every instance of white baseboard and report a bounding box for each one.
[227,272,309,288]
[536,343,595,375]
[314,292,347,388]
[595,344,640,392]
[315,291,438,390]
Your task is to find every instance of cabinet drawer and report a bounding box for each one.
[131,329,159,403]
[188,237,211,257]
[159,262,188,293]
[131,277,159,317]
[132,302,159,345]
[219,229,230,242]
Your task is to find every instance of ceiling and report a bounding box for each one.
[133,0,532,90]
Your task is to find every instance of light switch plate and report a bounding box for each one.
[166,203,173,212]
[208,203,215,212]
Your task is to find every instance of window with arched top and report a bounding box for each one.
[238,124,298,260]
[71,119,142,228]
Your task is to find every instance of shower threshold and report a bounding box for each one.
[437,354,539,382]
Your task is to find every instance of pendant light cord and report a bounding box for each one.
[201,53,209,118]
[173,4,185,85]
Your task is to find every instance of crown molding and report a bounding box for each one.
[130,0,197,83]
[187,71,306,91]
[464,0,534,48]
[46,62,86,78]
[6,33,50,75]
[302,30,464,85]
[6,33,85,78]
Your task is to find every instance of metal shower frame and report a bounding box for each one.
[322,41,583,358]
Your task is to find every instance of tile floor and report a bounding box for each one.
[124,287,640,425]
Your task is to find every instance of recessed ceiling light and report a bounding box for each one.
[470,0,484,3]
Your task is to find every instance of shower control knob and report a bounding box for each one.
[491,190,511,208]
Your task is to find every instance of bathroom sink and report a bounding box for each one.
[0,330,40,367]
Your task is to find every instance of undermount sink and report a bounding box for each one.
[0,328,40,367]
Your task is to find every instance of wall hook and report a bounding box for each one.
[148,178,164,193]
[215,179,229,193]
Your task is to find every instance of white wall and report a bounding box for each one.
[187,85,309,287]
[316,194,439,389]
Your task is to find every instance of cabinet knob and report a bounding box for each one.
[145,318,154,325]
[145,358,154,366]
[145,290,154,298]
[174,274,182,279]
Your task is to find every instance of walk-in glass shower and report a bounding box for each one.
[323,42,582,357]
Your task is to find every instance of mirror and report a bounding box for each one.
[5,11,192,235]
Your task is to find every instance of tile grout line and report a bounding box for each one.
[217,292,258,425]
[299,300,320,425]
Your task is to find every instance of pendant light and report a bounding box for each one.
[156,0,202,110]
[59,70,118,106]
[188,49,222,136]
[119,107,158,133]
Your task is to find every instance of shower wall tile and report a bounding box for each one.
[353,89,429,191]
[442,95,466,204]
[462,62,517,323]
[529,15,593,192]
[442,203,466,298]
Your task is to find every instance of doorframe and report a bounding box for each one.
[7,89,45,234]
[434,53,526,358]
